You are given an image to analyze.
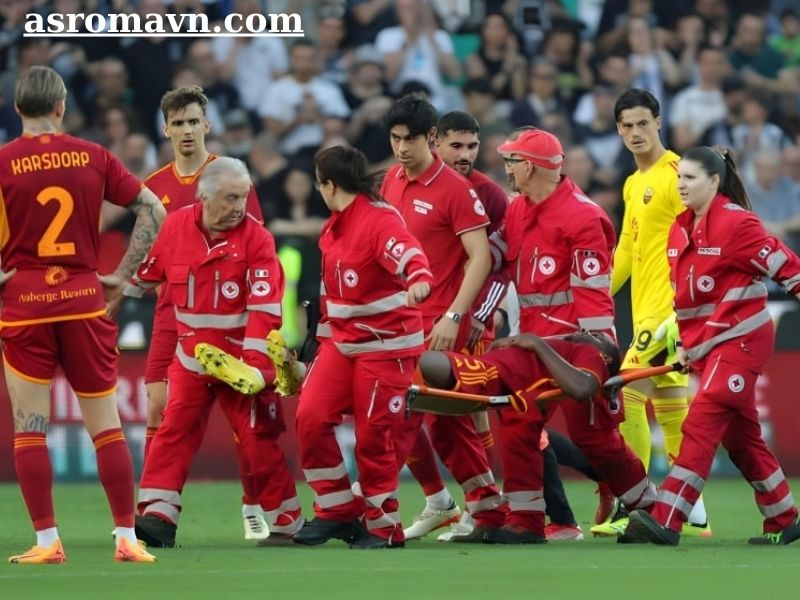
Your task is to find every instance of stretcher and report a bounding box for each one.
[405,363,683,416]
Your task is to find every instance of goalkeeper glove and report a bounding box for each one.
[654,313,680,366]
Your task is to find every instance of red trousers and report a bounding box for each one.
[296,343,415,542]
[138,363,297,525]
[453,347,654,535]
[652,328,798,533]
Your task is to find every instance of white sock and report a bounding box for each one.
[242,504,262,518]
[426,489,454,511]
[688,497,708,526]
[36,527,59,548]
[115,526,137,545]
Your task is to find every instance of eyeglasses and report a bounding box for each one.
[503,157,525,166]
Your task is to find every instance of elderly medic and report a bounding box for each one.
[124,157,298,548]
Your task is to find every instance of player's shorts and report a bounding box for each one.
[144,302,178,384]
[1,316,118,396]
[621,316,688,389]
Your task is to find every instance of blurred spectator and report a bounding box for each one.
[345,0,397,46]
[186,40,241,116]
[265,167,327,310]
[100,104,139,157]
[221,108,254,163]
[595,0,689,56]
[572,53,631,126]
[250,131,289,190]
[463,77,512,140]
[573,83,628,188]
[120,132,158,180]
[540,18,593,109]
[80,57,133,128]
[464,12,527,101]
[669,12,706,84]
[316,4,350,85]
[708,75,748,148]
[783,144,800,186]
[562,144,622,230]
[430,0,474,33]
[729,12,789,96]
[510,57,567,130]
[0,0,33,70]
[342,44,393,166]
[694,0,733,49]
[0,38,52,117]
[624,16,681,107]
[745,149,800,250]
[119,0,186,139]
[770,8,800,68]
[731,90,792,179]
[260,40,350,157]
[668,45,730,152]
[375,0,461,110]
[213,0,289,115]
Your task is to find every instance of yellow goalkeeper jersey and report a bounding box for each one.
[612,149,685,323]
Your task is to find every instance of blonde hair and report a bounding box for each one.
[15,66,67,118]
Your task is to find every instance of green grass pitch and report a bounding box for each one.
[2,479,799,600]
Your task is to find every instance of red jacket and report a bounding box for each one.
[319,194,432,357]
[668,193,800,361]
[490,177,616,337]
[128,203,284,380]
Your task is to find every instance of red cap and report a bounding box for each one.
[497,129,564,169]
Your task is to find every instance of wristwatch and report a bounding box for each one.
[444,310,462,323]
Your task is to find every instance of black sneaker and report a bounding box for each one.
[485,525,546,545]
[349,533,405,550]
[135,514,177,548]
[450,526,497,544]
[748,519,800,545]
[624,510,679,546]
[293,518,364,546]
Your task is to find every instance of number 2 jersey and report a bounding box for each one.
[0,132,142,327]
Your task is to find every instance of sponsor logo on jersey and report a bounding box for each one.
[643,187,654,204]
[44,266,68,286]
[473,198,486,216]
[668,248,678,257]
[343,269,359,288]
[221,281,240,299]
[253,269,269,278]
[697,247,721,256]
[539,256,556,275]
[728,374,745,393]
[697,275,715,292]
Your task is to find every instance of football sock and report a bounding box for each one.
[36,527,59,548]
[426,488,455,511]
[407,431,447,497]
[94,428,135,528]
[654,399,689,465]
[619,387,651,471]
[688,497,708,526]
[114,526,138,545]
[14,432,56,530]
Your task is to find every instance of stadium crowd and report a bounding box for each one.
[3,0,800,559]
[1,0,799,327]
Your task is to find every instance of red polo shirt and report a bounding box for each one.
[381,154,489,322]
